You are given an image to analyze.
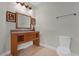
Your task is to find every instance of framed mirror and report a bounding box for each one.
[16,12,32,29]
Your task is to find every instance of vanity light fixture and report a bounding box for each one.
[16,2,32,10]
[28,5,32,9]
[25,3,29,8]
[16,2,20,4]
[25,5,29,8]
[20,2,25,6]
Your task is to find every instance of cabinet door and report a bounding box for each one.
[24,32,36,42]
[11,33,18,55]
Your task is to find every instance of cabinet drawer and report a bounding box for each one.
[24,32,36,41]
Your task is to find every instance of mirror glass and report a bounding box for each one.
[16,13,31,29]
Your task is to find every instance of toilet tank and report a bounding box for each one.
[59,36,71,48]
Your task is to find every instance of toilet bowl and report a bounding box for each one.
[56,36,71,56]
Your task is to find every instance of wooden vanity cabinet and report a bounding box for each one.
[11,31,40,56]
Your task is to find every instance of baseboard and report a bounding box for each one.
[1,43,56,56]
[40,43,57,51]
[0,50,10,56]
[0,42,32,56]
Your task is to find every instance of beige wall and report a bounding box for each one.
[0,3,7,54]
[35,2,79,54]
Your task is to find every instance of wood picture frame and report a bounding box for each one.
[6,11,16,22]
[31,17,36,31]
[31,17,36,25]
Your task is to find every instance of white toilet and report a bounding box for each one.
[56,36,71,56]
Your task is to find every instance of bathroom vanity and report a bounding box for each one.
[6,11,39,56]
[11,30,40,56]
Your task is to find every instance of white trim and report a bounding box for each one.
[40,43,57,51]
[0,42,32,56]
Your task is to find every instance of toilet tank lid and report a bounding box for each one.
[59,36,71,39]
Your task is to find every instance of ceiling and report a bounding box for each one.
[30,2,41,6]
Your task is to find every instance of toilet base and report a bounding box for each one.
[56,47,71,56]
